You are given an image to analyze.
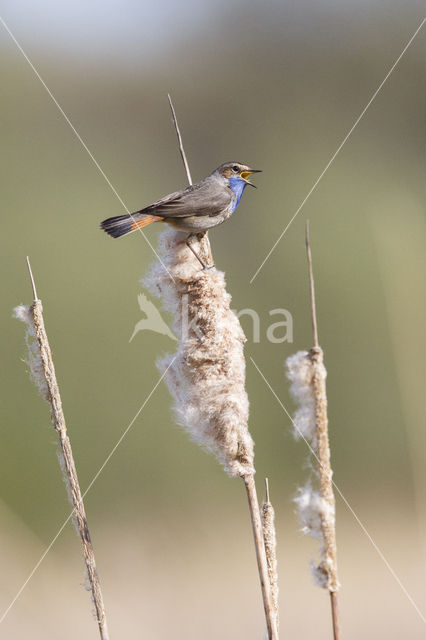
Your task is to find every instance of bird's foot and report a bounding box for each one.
[186,234,212,270]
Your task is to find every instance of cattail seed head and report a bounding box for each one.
[144,229,254,477]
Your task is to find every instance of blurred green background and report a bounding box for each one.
[1,1,425,637]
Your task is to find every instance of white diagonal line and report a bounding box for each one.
[250,356,426,624]
[249,17,426,284]
[0,358,175,624]
[0,15,175,283]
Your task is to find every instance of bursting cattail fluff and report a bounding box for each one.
[144,229,254,478]
[13,304,49,401]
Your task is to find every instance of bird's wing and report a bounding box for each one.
[136,180,231,219]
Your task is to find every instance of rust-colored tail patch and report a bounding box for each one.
[101,213,165,238]
[131,215,164,231]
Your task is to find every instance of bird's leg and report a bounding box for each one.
[186,233,215,270]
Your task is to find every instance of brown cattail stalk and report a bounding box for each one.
[286,223,340,640]
[145,95,279,639]
[14,258,110,640]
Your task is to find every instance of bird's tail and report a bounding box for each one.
[101,212,164,238]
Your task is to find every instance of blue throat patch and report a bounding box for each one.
[228,177,247,214]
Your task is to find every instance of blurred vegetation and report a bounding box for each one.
[1,0,425,551]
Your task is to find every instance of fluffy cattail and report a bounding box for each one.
[144,228,278,639]
[285,223,341,639]
[150,95,279,640]
[14,261,110,640]
[144,228,254,478]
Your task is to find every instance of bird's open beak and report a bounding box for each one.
[240,169,262,188]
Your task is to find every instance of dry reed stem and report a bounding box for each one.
[305,220,319,349]
[167,93,193,186]
[167,93,214,273]
[167,93,213,268]
[330,591,341,640]
[17,258,110,640]
[305,223,340,638]
[164,96,279,639]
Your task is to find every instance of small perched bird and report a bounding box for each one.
[101,161,261,268]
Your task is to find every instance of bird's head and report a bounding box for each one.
[215,162,262,188]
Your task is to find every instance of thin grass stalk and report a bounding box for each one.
[165,95,279,640]
[16,258,110,640]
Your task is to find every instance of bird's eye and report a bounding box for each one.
[232,165,239,173]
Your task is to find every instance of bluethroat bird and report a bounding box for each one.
[101,162,261,268]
